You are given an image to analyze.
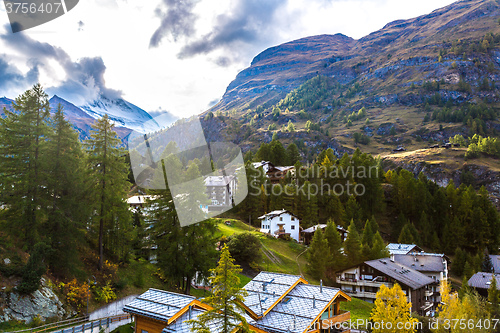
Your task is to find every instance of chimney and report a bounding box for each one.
[293,314,297,330]
[313,295,316,308]
[188,306,192,320]
[320,280,323,293]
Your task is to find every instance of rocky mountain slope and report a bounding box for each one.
[211,0,500,113]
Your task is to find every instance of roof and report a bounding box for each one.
[364,259,435,290]
[468,272,500,290]
[275,166,295,172]
[252,161,274,169]
[204,175,235,187]
[386,243,422,255]
[123,289,195,322]
[302,224,347,234]
[490,255,500,274]
[162,307,250,333]
[258,210,298,220]
[392,254,446,273]
[250,283,346,333]
[242,271,302,317]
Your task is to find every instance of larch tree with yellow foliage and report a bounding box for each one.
[370,284,418,333]
[432,280,491,333]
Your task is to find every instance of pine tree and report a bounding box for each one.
[286,143,301,165]
[344,220,362,265]
[371,231,390,259]
[324,220,344,270]
[307,228,328,280]
[188,245,251,333]
[43,104,87,277]
[398,224,415,244]
[361,220,374,260]
[482,251,494,273]
[488,275,500,317]
[452,247,466,277]
[0,84,51,248]
[85,114,131,270]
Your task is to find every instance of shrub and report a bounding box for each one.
[227,232,262,263]
[94,282,117,304]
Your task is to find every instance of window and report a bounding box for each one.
[291,217,295,221]
[142,330,148,333]
[279,217,283,221]
[291,225,295,230]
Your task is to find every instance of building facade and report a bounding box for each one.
[336,259,436,316]
[259,210,300,242]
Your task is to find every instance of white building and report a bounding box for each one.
[259,210,300,242]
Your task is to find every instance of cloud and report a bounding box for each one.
[176,0,288,65]
[149,0,200,48]
[0,26,121,104]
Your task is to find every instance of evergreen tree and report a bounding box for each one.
[286,143,301,165]
[189,245,251,333]
[44,105,87,277]
[488,276,500,317]
[307,228,328,280]
[344,220,362,265]
[361,220,374,260]
[452,247,466,277]
[0,84,51,248]
[398,224,415,244]
[371,232,389,259]
[85,114,131,270]
[148,155,217,294]
[324,220,344,270]
[482,251,494,273]
[463,261,474,280]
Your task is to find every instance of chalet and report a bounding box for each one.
[259,210,300,242]
[252,161,295,184]
[386,243,423,255]
[392,253,449,307]
[127,195,155,210]
[336,259,436,316]
[203,175,236,211]
[302,224,348,245]
[124,272,352,333]
[468,272,500,297]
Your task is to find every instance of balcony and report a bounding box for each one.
[336,277,393,288]
[322,310,350,327]
[425,290,434,297]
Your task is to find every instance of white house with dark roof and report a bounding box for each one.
[302,224,348,244]
[386,243,423,255]
[259,210,300,242]
[336,258,436,316]
[124,272,352,333]
[203,175,236,210]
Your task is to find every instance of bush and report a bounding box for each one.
[94,282,117,304]
[227,232,262,263]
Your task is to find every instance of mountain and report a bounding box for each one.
[1,95,172,142]
[212,0,500,113]
[202,0,500,158]
[79,96,161,134]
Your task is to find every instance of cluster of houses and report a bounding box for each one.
[336,244,449,317]
[467,255,500,297]
[124,272,352,333]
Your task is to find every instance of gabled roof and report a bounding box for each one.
[365,259,435,290]
[468,272,500,290]
[392,254,447,273]
[386,243,423,255]
[123,289,195,322]
[241,271,304,317]
[490,255,500,274]
[249,283,349,333]
[258,210,298,220]
[126,195,155,205]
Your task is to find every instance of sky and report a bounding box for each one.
[0,0,457,118]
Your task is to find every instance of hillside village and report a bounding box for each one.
[1,0,500,332]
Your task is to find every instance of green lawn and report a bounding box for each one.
[340,296,374,325]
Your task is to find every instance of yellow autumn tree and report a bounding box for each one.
[370,284,418,333]
[432,280,491,333]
